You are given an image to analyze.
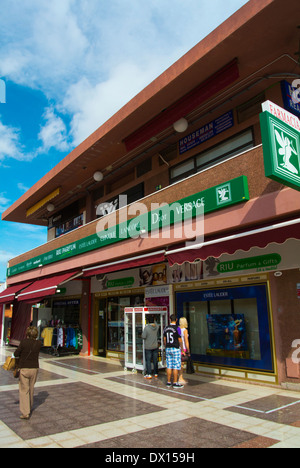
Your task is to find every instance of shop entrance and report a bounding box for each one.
[94,298,107,357]
[93,292,144,357]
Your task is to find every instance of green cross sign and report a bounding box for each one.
[260,110,300,191]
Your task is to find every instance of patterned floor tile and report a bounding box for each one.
[108,374,242,403]
[0,381,164,440]
[79,417,275,449]
[226,395,300,425]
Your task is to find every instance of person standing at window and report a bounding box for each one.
[142,315,159,379]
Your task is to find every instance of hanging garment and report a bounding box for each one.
[52,328,58,347]
[66,327,76,348]
[76,329,83,349]
[41,327,54,347]
[57,327,64,347]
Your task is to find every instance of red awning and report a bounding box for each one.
[83,250,166,277]
[124,60,239,152]
[17,272,80,302]
[166,220,300,266]
[0,282,33,305]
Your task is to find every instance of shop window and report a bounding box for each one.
[107,294,144,353]
[176,284,273,372]
[52,299,81,325]
[170,128,254,184]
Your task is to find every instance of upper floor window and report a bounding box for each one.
[56,214,84,237]
[170,128,254,184]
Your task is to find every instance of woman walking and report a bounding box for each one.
[14,326,42,420]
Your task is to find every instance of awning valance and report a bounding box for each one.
[17,271,80,302]
[166,219,300,266]
[83,250,166,277]
[0,282,33,305]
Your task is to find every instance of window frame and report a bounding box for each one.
[170,127,255,184]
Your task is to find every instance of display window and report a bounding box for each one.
[176,284,274,372]
[107,294,144,352]
[52,299,81,325]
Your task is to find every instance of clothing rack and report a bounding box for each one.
[40,324,83,356]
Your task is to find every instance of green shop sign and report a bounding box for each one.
[260,106,300,191]
[217,253,282,274]
[106,277,135,288]
[7,176,249,278]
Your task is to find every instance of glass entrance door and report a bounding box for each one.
[93,298,107,357]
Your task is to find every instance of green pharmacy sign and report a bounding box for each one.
[260,108,300,191]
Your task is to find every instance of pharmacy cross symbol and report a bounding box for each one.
[275,129,299,175]
[218,187,230,201]
[216,184,232,205]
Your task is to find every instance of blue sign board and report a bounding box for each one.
[281,80,300,118]
[179,110,234,155]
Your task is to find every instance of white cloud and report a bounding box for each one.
[0,0,250,148]
[0,193,10,213]
[0,119,33,162]
[14,223,47,243]
[1,223,47,247]
[17,183,29,193]
[0,0,88,91]
[0,250,15,264]
[38,107,69,152]
[64,60,170,145]
[0,249,15,281]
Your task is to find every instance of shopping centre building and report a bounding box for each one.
[1,0,300,387]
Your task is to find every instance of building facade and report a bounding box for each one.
[1,0,300,386]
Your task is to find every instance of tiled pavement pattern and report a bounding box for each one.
[1,347,300,448]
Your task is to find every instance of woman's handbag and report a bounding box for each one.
[181,353,189,363]
[2,356,16,371]
[186,356,195,374]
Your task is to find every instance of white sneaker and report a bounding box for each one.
[173,382,184,389]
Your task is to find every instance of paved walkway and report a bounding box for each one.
[1,346,300,449]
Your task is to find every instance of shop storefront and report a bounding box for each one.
[169,234,300,384]
[0,273,84,355]
[91,260,170,359]
[175,279,274,377]
[85,227,300,386]
[34,296,83,356]
[93,291,144,358]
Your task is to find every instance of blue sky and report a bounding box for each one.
[0,0,249,283]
